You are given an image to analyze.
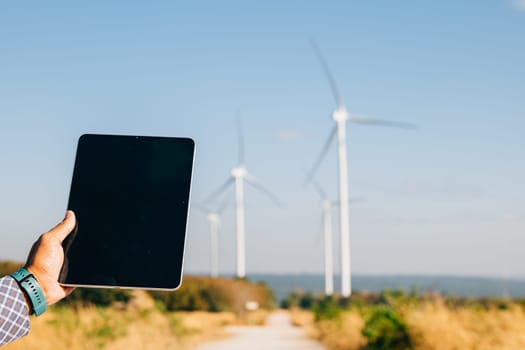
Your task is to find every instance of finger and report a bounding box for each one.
[63,286,76,296]
[48,211,77,243]
[25,240,40,267]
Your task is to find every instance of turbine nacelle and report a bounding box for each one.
[332,107,349,122]
[231,166,247,178]
[207,212,220,223]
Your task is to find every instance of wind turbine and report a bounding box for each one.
[196,200,229,278]
[205,115,281,279]
[309,177,366,296]
[310,178,334,296]
[306,42,416,298]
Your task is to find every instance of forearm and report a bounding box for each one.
[0,276,30,346]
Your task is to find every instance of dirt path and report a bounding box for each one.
[195,311,326,350]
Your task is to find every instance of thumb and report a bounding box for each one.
[48,211,76,243]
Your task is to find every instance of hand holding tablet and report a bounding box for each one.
[58,134,195,290]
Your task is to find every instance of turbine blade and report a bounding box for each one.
[216,198,230,215]
[236,112,245,165]
[244,173,282,206]
[203,178,234,205]
[349,115,417,130]
[194,202,212,215]
[311,40,344,109]
[310,177,327,200]
[304,125,337,185]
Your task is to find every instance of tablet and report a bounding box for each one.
[59,134,195,290]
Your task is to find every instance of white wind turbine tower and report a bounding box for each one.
[311,178,334,296]
[309,177,365,296]
[306,42,416,298]
[197,200,229,278]
[207,211,220,278]
[205,115,281,279]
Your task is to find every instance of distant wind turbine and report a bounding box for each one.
[310,178,334,296]
[205,114,281,279]
[306,41,416,297]
[309,177,366,296]
[196,200,229,278]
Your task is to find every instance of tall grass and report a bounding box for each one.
[403,298,525,350]
[3,292,237,350]
[288,291,525,350]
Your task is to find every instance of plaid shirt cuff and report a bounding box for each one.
[0,276,30,346]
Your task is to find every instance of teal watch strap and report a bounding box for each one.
[11,268,47,316]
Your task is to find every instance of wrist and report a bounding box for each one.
[26,266,49,303]
[10,268,48,316]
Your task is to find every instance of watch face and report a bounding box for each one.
[59,134,195,290]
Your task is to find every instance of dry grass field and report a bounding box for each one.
[1,262,274,349]
[403,299,525,350]
[291,297,525,350]
[3,290,254,350]
[291,309,366,350]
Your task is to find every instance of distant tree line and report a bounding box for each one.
[150,276,275,313]
[2,260,275,312]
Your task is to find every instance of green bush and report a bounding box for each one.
[378,289,407,307]
[362,307,412,350]
[150,278,232,312]
[299,292,315,309]
[59,288,131,307]
[201,286,231,312]
[313,296,341,321]
[280,290,303,309]
[281,291,319,310]
[150,276,273,313]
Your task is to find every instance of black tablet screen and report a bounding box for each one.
[59,134,195,290]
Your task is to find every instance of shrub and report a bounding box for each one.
[280,290,303,309]
[313,296,341,321]
[362,307,412,350]
[59,288,131,307]
[150,281,229,312]
[281,291,320,310]
[150,276,273,313]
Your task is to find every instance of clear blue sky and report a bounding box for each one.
[1,1,524,278]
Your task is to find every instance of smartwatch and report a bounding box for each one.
[10,268,47,316]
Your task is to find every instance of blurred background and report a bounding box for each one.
[1,1,524,349]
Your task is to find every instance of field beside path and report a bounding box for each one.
[288,291,525,350]
[3,290,245,350]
